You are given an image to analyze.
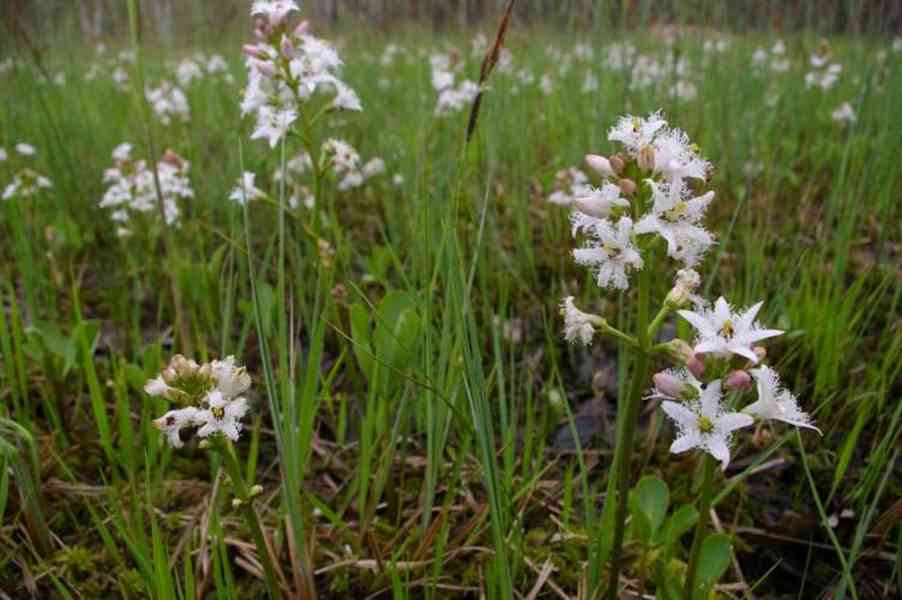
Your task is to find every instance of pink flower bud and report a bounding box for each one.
[724,370,752,391]
[609,154,625,174]
[653,372,687,398]
[585,154,614,178]
[252,59,276,78]
[687,356,706,379]
[617,178,637,197]
[280,35,295,56]
[293,20,310,36]
[242,44,264,59]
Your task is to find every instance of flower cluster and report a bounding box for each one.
[430,52,480,116]
[752,39,791,73]
[1,143,53,201]
[652,296,819,469]
[241,0,361,148]
[99,143,194,233]
[805,41,842,90]
[145,80,191,125]
[146,355,252,447]
[174,53,234,87]
[566,111,714,295]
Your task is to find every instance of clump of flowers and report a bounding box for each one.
[146,354,252,447]
[1,143,53,201]
[99,143,193,233]
[555,110,820,598]
[831,101,857,125]
[805,40,842,90]
[145,80,191,125]
[240,0,361,148]
[430,51,480,116]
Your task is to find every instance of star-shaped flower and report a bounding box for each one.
[608,111,668,156]
[677,297,783,363]
[635,178,714,266]
[153,407,201,448]
[196,391,249,442]
[744,366,821,433]
[573,216,643,290]
[661,380,754,470]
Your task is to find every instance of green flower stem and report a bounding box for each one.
[217,440,283,600]
[683,453,716,600]
[647,303,671,341]
[606,262,652,600]
[589,316,639,348]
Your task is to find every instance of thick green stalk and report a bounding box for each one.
[683,454,716,600]
[218,441,283,600]
[606,261,652,600]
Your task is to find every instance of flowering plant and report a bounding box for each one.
[557,111,820,599]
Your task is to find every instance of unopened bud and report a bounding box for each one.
[585,154,614,178]
[617,178,637,197]
[609,154,625,174]
[293,20,310,37]
[665,285,691,309]
[198,439,212,450]
[687,355,706,379]
[242,44,264,59]
[252,59,276,78]
[653,372,687,398]
[249,484,264,497]
[232,498,244,509]
[637,145,655,173]
[280,35,295,56]
[724,370,752,391]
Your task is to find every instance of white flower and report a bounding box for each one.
[362,157,385,179]
[744,366,821,433]
[571,182,630,219]
[322,138,359,172]
[145,376,177,398]
[771,40,786,55]
[661,380,754,470]
[573,216,643,290]
[831,102,856,124]
[15,143,35,156]
[608,111,667,156]
[251,105,297,148]
[251,0,299,25]
[229,171,267,205]
[652,128,710,181]
[196,390,248,442]
[112,143,133,162]
[560,296,596,346]
[153,407,201,448]
[0,147,6,162]
[209,355,252,399]
[635,179,714,266]
[677,297,784,363]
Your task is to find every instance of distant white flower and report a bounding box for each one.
[661,380,754,470]
[112,143,133,162]
[229,172,266,205]
[153,407,201,448]
[752,48,768,65]
[573,216,643,290]
[571,182,630,220]
[362,157,386,179]
[16,143,35,156]
[771,40,786,55]
[635,179,714,266]
[745,366,821,433]
[677,297,784,363]
[831,102,856,124]
[196,390,248,442]
[560,296,596,346]
[894,37,902,53]
[608,111,667,156]
[0,147,6,162]
[145,80,190,125]
[251,0,299,25]
[3,169,53,200]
